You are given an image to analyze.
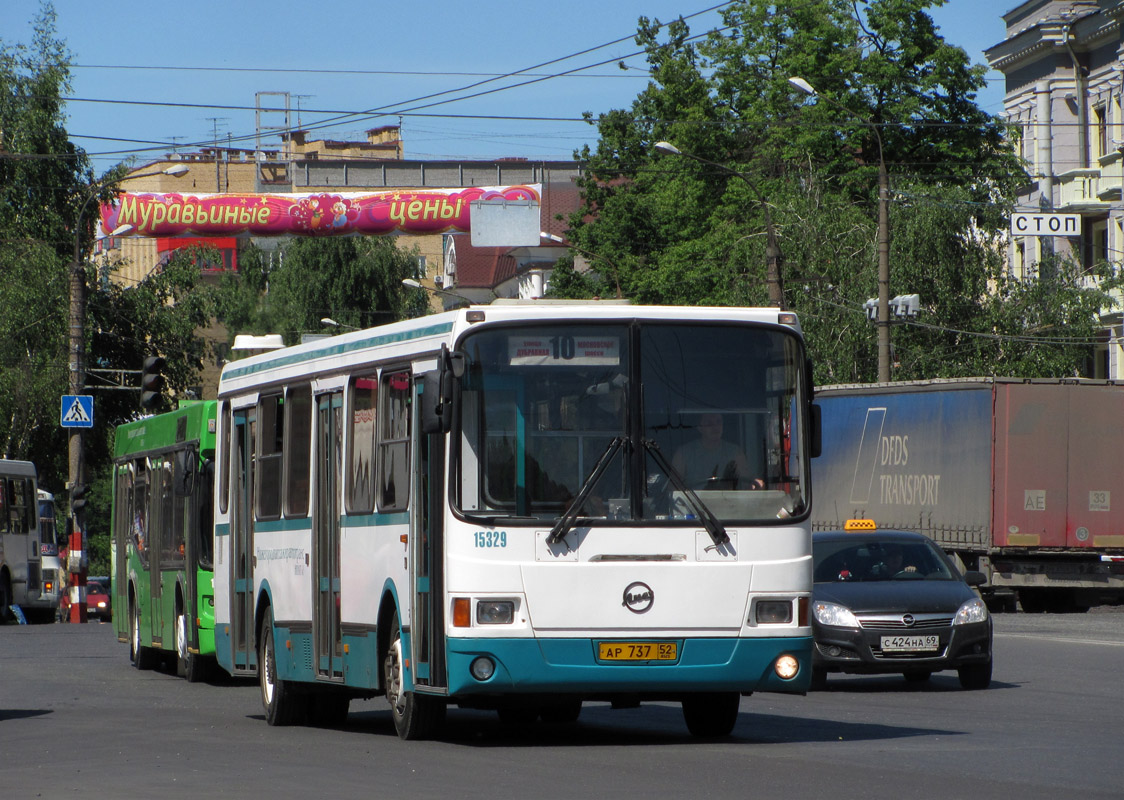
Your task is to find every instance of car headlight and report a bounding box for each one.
[953,597,989,625]
[812,601,859,628]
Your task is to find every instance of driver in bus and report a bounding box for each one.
[672,412,763,491]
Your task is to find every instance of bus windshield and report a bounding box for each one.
[456,321,810,524]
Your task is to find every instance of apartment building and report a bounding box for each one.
[986,0,1124,376]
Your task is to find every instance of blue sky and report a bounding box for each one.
[5,0,1015,172]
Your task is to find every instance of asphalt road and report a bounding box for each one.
[2,608,1122,800]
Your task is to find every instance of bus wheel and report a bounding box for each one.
[130,601,157,670]
[176,611,207,683]
[0,575,12,623]
[682,692,740,738]
[384,615,445,740]
[260,607,305,726]
[540,700,582,724]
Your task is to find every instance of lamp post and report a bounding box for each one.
[654,141,785,309]
[66,163,187,622]
[789,76,891,382]
[402,277,481,308]
[320,317,360,331]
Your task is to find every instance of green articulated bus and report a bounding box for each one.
[112,401,217,680]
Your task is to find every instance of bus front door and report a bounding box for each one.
[314,392,343,680]
[230,409,256,673]
[410,397,447,692]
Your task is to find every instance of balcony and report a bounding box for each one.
[1056,152,1124,210]
[1056,168,1108,210]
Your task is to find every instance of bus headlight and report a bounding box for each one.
[476,601,514,625]
[754,600,793,624]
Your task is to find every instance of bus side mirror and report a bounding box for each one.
[421,345,464,435]
[810,403,822,459]
[174,449,196,497]
[421,370,452,434]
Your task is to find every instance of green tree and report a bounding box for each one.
[214,237,428,343]
[561,1,1114,383]
[1,3,216,533]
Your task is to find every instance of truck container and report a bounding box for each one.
[812,378,1124,612]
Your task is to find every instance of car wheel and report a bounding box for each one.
[903,670,932,683]
[958,659,992,690]
[130,601,157,670]
[497,707,539,724]
[383,614,445,740]
[682,693,740,737]
[809,666,828,692]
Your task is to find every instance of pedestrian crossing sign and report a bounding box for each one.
[61,395,94,428]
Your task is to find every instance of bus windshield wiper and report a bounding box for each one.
[643,439,729,547]
[546,436,626,545]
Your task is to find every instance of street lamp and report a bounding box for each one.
[402,277,479,308]
[654,141,785,309]
[320,317,360,331]
[540,232,623,299]
[789,76,892,382]
[66,163,187,623]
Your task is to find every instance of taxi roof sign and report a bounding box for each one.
[844,519,877,531]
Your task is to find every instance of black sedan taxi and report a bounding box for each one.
[810,522,992,690]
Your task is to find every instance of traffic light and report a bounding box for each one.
[140,355,166,409]
[70,483,89,515]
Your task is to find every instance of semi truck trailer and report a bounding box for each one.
[812,378,1124,612]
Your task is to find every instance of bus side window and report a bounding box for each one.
[133,459,149,566]
[347,376,377,514]
[378,370,411,512]
[257,394,283,520]
[284,385,312,518]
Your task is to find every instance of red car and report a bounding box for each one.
[85,580,112,621]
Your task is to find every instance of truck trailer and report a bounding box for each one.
[812,378,1124,612]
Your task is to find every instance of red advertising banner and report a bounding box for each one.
[99,184,540,238]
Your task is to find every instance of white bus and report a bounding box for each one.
[38,489,63,621]
[213,303,819,738]
[1,460,57,623]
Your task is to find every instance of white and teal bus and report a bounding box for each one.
[1,460,57,623]
[213,303,819,738]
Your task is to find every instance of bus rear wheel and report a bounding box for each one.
[130,600,157,670]
[384,615,444,740]
[682,692,740,738]
[176,611,208,683]
[260,607,306,726]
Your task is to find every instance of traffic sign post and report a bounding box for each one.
[61,395,94,428]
